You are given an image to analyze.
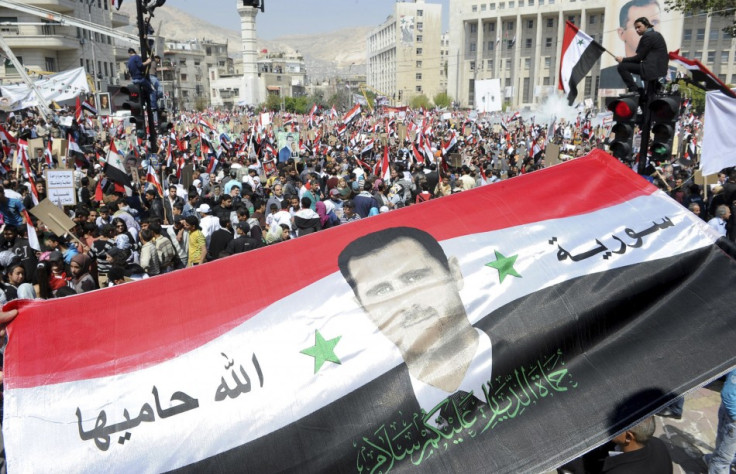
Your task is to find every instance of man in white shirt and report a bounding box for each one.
[708,204,730,237]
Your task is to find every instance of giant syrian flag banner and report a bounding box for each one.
[4,150,736,473]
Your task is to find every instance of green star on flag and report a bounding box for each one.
[301,330,342,374]
[485,250,522,283]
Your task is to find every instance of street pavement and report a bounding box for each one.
[549,379,732,474]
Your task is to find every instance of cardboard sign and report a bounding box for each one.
[449,153,462,168]
[28,138,44,158]
[45,169,76,206]
[29,198,77,236]
[545,143,561,166]
[51,138,68,161]
[694,170,718,186]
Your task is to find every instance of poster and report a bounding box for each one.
[475,79,503,113]
[97,93,112,116]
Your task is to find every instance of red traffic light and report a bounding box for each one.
[608,97,638,121]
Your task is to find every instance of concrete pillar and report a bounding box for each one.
[238,2,261,106]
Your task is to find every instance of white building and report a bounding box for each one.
[0,0,129,92]
[367,0,444,105]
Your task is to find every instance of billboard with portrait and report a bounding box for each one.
[277,131,299,162]
[97,92,112,116]
[599,0,683,96]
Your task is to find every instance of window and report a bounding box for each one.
[528,0,534,5]
[416,73,422,80]
[722,51,730,63]
[505,78,511,87]
[104,62,108,75]
[416,60,423,68]
[724,30,731,39]
[527,20,534,29]
[417,35,423,42]
[490,3,496,8]
[487,59,494,70]
[506,58,511,70]
[683,29,692,41]
[417,9,423,16]
[470,61,476,70]
[488,41,495,50]
[45,57,56,72]
[481,4,487,10]
[568,15,576,23]
[695,50,702,59]
[181,73,187,81]
[543,76,551,85]
[489,22,495,31]
[470,42,477,52]
[519,1,524,7]
[524,58,531,69]
[509,1,515,7]
[710,29,719,40]
[416,85,422,92]
[545,37,553,47]
[718,74,728,83]
[276,75,282,81]
[696,29,705,40]
[179,59,187,66]
[472,5,478,11]
[470,23,477,33]
[589,15,595,24]
[194,61,201,66]
[547,18,554,27]
[0,16,19,33]
[416,47,423,55]
[499,2,505,8]
[707,51,715,63]
[417,22,423,30]
[525,38,532,48]
[507,21,514,30]
[544,56,551,67]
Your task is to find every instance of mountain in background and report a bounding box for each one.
[119,4,369,78]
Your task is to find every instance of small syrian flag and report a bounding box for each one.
[669,50,736,98]
[360,140,375,156]
[74,97,83,122]
[342,103,361,125]
[329,106,338,119]
[379,145,391,181]
[111,0,122,10]
[68,134,87,168]
[0,124,17,145]
[412,141,425,164]
[82,100,98,116]
[559,21,605,106]
[206,154,218,174]
[105,140,132,189]
[44,138,54,168]
[146,164,163,197]
[441,130,458,156]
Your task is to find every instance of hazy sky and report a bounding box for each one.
[171,0,450,40]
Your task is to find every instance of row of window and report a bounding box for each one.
[470,56,554,70]
[471,0,561,12]
[681,50,732,63]
[683,28,732,41]
[470,15,600,33]
[79,0,109,10]
[79,58,115,77]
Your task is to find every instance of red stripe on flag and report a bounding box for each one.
[4,151,658,389]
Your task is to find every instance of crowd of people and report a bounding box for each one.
[0,99,714,301]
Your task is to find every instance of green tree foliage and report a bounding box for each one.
[263,93,282,112]
[433,92,452,109]
[676,79,707,114]
[284,96,309,114]
[409,94,432,109]
[664,0,736,37]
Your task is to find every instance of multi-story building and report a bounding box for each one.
[367,0,444,105]
[257,52,307,98]
[159,39,231,111]
[448,0,736,108]
[0,0,129,92]
[440,32,450,93]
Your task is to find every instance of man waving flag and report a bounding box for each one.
[559,21,605,106]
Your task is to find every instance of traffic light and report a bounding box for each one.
[121,83,146,138]
[648,93,681,162]
[242,0,265,12]
[607,95,639,162]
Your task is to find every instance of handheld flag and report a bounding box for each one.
[559,21,605,106]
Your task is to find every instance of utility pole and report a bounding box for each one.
[135,0,158,152]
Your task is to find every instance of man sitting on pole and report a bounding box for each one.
[614,17,668,97]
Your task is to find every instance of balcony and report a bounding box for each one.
[24,0,77,14]
[111,11,129,28]
[2,24,79,51]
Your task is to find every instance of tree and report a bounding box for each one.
[263,93,282,112]
[433,92,452,109]
[409,94,432,110]
[676,79,707,114]
[664,0,736,37]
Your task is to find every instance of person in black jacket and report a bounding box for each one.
[615,17,668,94]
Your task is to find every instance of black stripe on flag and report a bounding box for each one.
[171,244,736,474]
[567,42,605,106]
[104,162,132,189]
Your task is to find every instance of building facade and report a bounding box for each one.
[448,0,736,108]
[367,0,444,105]
[159,40,231,111]
[257,52,307,98]
[0,0,130,92]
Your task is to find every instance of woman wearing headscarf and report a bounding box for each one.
[69,254,96,293]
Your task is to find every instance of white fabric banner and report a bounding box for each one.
[475,79,502,113]
[0,67,89,111]
[701,90,736,176]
